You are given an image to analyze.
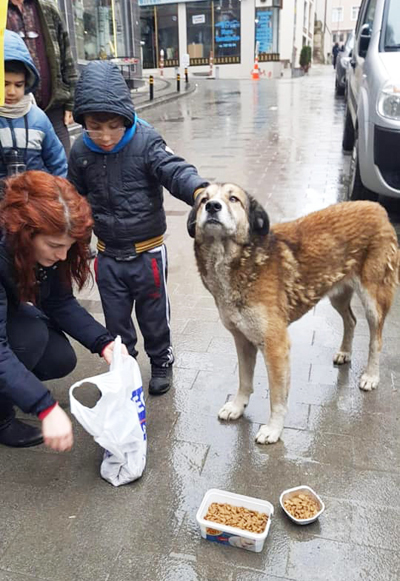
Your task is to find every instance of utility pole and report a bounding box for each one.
[291,0,297,75]
[323,0,329,62]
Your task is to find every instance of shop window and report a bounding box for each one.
[255,8,279,60]
[140,7,156,69]
[72,0,128,61]
[140,5,179,68]
[157,5,179,66]
[214,0,241,62]
[186,0,240,66]
[186,1,213,63]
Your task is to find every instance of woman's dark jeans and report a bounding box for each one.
[0,305,77,422]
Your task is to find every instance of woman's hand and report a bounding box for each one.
[101,341,129,365]
[42,405,73,452]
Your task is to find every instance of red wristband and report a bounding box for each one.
[38,402,58,421]
[101,341,113,358]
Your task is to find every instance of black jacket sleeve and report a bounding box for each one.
[0,282,55,415]
[67,143,87,196]
[41,273,114,355]
[145,131,208,206]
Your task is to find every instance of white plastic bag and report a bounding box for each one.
[69,336,147,486]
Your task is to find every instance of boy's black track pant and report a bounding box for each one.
[95,245,174,368]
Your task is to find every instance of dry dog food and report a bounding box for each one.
[283,494,320,519]
[204,502,268,534]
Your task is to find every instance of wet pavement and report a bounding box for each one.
[2,65,400,581]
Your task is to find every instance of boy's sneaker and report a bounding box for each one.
[149,365,173,395]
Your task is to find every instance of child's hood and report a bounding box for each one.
[4,30,39,93]
[73,61,135,127]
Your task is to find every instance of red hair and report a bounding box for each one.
[0,171,93,303]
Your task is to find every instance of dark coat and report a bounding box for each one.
[0,239,113,415]
[69,62,208,259]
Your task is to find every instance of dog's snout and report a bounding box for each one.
[205,200,222,215]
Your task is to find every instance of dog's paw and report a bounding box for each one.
[255,424,282,445]
[218,401,245,421]
[333,351,351,365]
[359,373,379,391]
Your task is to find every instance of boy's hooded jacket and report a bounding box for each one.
[0,30,67,179]
[69,62,208,259]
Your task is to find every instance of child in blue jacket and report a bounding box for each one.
[0,30,67,180]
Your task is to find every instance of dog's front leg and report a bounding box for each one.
[218,331,257,421]
[256,328,291,444]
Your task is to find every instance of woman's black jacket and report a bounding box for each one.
[0,240,113,416]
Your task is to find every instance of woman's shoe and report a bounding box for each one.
[0,418,43,447]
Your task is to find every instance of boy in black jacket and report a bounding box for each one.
[68,62,208,395]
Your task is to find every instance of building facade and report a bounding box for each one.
[58,0,142,77]
[57,0,317,80]
[139,0,316,78]
[315,0,361,63]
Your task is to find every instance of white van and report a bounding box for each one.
[342,0,400,201]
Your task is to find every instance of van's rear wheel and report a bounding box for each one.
[342,106,355,151]
[348,137,378,202]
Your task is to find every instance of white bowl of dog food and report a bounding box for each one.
[279,485,325,525]
[196,488,274,553]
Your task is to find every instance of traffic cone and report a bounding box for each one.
[252,55,260,80]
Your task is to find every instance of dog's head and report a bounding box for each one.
[187,183,269,244]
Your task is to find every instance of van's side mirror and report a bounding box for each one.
[359,23,371,58]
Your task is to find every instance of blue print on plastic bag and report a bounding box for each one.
[130,386,147,441]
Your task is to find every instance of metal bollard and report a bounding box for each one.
[177,73,181,92]
[149,75,154,101]
[184,68,189,84]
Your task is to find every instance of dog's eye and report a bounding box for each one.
[200,197,207,205]
[229,195,239,203]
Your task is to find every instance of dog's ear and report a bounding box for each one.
[187,204,198,239]
[249,197,270,237]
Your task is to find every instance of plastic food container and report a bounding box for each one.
[279,485,325,525]
[196,488,274,553]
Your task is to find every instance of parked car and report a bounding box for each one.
[342,0,400,201]
[335,32,355,96]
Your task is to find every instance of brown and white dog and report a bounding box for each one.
[187,183,399,444]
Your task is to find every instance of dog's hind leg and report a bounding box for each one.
[357,282,394,391]
[255,327,290,444]
[218,330,257,421]
[329,284,356,365]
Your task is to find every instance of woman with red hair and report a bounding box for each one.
[0,171,126,451]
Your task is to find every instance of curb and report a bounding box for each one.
[135,82,197,112]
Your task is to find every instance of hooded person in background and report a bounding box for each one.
[7,0,77,156]
[332,42,340,68]
[0,30,67,181]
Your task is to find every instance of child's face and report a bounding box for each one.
[84,115,126,152]
[5,72,26,105]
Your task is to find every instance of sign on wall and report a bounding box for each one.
[192,15,205,24]
[215,19,240,50]
[255,10,273,54]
